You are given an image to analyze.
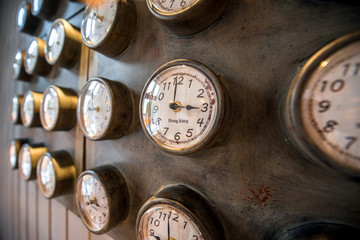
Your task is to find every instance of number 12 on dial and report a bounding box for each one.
[140,59,229,154]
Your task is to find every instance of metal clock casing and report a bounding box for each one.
[12,49,32,82]
[18,143,47,181]
[75,165,130,234]
[281,31,360,176]
[40,85,78,131]
[7,139,30,170]
[136,185,224,240]
[20,90,43,128]
[81,0,137,57]
[146,0,229,36]
[45,18,82,69]
[16,1,41,35]
[139,59,229,155]
[24,37,53,76]
[9,95,23,125]
[37,150,76,199]
[77,77,133,141]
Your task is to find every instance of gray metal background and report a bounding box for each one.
[1,0,360,239]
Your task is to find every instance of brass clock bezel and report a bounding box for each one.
[25,37,53,76]
[40,85,78,131]
[139,59,230,155]
[281,31,360,176]
[77,77,133,141]
[20,90,43,128]
[45,18,82,69]
[76,165,130,234]
[18,143,47,181]
[136,184,224,240]
[7,138,30,170]
[146,0,229,36]
[8,95,23,125]
[12,49,32,82]
[81,0,137,58]
[37,150,76,199]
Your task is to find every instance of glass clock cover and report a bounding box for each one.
[18,143,47,181]
[25,39,39,74]
[9,95,23,124]
[38,154,56,197]
[21,90,43,128]
[41,86,59,130]
[12,49,32,81]
[45,20,65,64]
[7,139,29,170]
[16,1,41,35]
[31,0,60,20]
[25,38,52,76]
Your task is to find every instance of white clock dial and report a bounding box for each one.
[81,0,117,46]
[9,95,22,124]
[41,87,59,129]
[19,144,32,180]
[77,174,110,232]
[12,50,22,79]
[140,60,227,154]
[137,203,204,240]
[25,39,39,74]
[16,2,27,29]
[32,0,43,15]
[38,154,56,198]
[150,0,199,14]
[45,20,65,64]
[22,91,35,127]
[8,141,18,169]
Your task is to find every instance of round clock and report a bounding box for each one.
[12,49,32,82]
[20,90,43,128]
[18,143,47,181]
[7,139,30,170]
[76,165,129,234]
[140,59,229,154]
[81,0,136,57]
[40,85,78,131]
[31,0,60,21]
[282,31,360,176]
[9,95,23,125]
[77,77,133,140]
[45,18,82,69]
[37,150,76,199]
[146,0,229,36]
[16,1,41,35]
[24,37,53,76]
[136,185,223,240]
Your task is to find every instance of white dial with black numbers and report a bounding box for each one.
[25,39,39,74]
[38,154,56,197]
[140,59,227,154]
[283,32,360,175]
[22,92,35,126]
[45,20,65,64]
[150,0,199,14]
[41,87,59,129]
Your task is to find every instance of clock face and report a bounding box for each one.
[8,141,18,169]
[25,39,39,74]
[21,91,35,127]
[41,87,59,130]
[16,2,27,29]
[76,174,110,232]
[45,20,65,64]
[38,154,56,198]
[140,60,225,154]
[12,50,23,79]
[32,0,44,14]
[18,144,32,180]
[9,95,22,124]
[81,0,117,46]
[149,0,199,14]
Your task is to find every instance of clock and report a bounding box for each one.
[136,185,223,240]
[37,150,76,199]
[16,1,41,35]
[12,49,32,82]
[139,59,229,154]
[281,31,360,176]
[146,0,229,36]
[24,37,53,76]
[40,85,78,131]
[20,90,43,128]
[9,95,23,125]
[76,165,129,234]
[31,0,60,21]
[18,143,47,181]
[77,77,133,140]
[7,139,30,170]
[81,0,136,57]
[45,18,82,69]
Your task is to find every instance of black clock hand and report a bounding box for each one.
[173,76,178,103]
[168,215,170,240]
[185,105,199,110]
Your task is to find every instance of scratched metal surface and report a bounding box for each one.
[85,0,360,239]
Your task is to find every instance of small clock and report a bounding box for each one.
[81,0,136,57]
[45,18,82,69]
[12,49,32,82]
[146,0,229,36]
[24,37,53,76]
[77,77,133,140]
[31,0,60,21]
[9,95,23,125]
[20,90,43,128]
[18,143,47,181]
[136,185,223,240]
[76,165,130,234]
[16,1,41,35]
[140,59,229,154]
[40,85,78,131]
[281,31,360,176]
[7,139,30,170]
[37,150,76,199]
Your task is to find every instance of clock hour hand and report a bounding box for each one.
[169,102,199,111]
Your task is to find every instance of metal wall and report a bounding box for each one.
[1,0,360,239]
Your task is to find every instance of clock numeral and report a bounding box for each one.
[186,129,193,137]
[343,63,360,76]
[158,211,167,221]
[150,229,155,236]
[188,79,193,88]
[318,100,331,113]
[174,76,184,85]
[320,79,345,93]
[201,103,208,112]
[164,127,169,135]
[153,105,159,113]
[172,213,179,222]
[155,118,161,125]
[163,82,171,91]
[197,89,204,98]
[158,93,164,100]
[170,0,175,8]
[174,132,181,140]
[322,120,338,133]
[197,118,204,127]
[193,235,199,240]
[183,221,188,229]
[345,136,357,150]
